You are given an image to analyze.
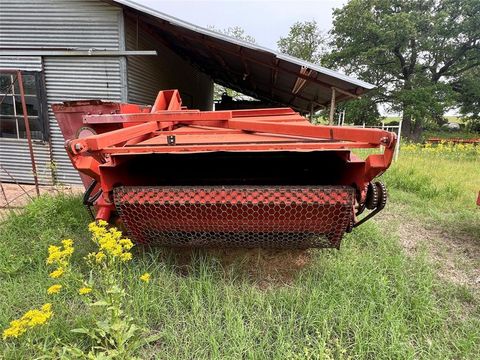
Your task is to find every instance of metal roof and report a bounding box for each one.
[110,0,374,112]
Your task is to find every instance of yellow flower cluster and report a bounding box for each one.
[402,141,480,158]
[87,221,134,263]
[47,239,74,280]
[2,304,53,340]
[47,284,62,295]
[49,267,64,279]
[79,287,92,295]
[140,273,150,283]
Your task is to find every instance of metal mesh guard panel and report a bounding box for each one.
[114,186,355,249]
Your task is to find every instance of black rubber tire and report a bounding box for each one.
[365,182,379,210]
[375,181,387,211]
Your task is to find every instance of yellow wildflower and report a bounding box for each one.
[120,238,134,250]
[46,245,62,264]
[120,252,132,262]
[140,273,150,283]
[46,240,74,267]
[2,319,27,339]
[62,239,73,248]
[79,287,92,295]
[47,284,62,295]
[111,245,124,257]
[95,251,106,263]
[2,303,53,340]
[88,221,134,260]
[49,267,64,279]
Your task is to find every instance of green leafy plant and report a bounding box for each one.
[3,221,158,359]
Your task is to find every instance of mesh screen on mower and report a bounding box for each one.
[113,186,355,249]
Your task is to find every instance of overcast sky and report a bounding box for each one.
[134,0,346,50]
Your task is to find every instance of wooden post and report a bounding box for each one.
[328,87,336,125]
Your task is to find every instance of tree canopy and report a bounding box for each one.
[210,2,480,134]
[327,0,480,138]
[277,20,327,63]
[455,66,480,131]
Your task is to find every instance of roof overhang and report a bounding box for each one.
[109,0,375,112]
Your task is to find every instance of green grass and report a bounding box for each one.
[1,152,479,359]
[422,130,480,140]
[381,150,480,238]
[383,116,463,124]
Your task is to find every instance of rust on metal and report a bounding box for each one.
[114,186,354,248]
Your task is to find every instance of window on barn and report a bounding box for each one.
[0,71,48,141]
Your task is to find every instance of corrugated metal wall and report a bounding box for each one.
[0,0,121,49]
[44,58,123,185]
[0,57,53,185]
[0,0,124,185]
[124,15,213,109]
[1,0,214,185]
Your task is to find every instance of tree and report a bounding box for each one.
[339,97,383,126]
[327,0,480,139]
[279,19,383,124]
[277,20,326,64]
[455,66,480,132]
[208,26,256,100]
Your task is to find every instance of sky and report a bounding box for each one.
[134,0,346,50]
[132,0,409,116]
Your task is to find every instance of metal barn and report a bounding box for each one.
[0,0,373,186]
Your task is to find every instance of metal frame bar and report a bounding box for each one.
[70,107,395,157]
[0,50,157,57]
[0,69,40,196]
[102,141,374,154]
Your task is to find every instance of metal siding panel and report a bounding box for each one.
[0,0,124,185]
[0,56,43,71]
[125,16,164,105]
[44,57,123,185]
[0,139,53,185]
[124,15,213,109]
[0,56,53,184]
[0,0,121,50]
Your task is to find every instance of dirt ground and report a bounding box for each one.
[161,247,314,288]
[376,204,480,294]
[0,183,83,221]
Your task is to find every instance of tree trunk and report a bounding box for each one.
[401,115,423,142]
[412,118,423,142]
[401,112,414,139]
[399,82,421,141]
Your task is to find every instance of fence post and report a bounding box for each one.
[328,88,336,125]
[394,118,403,162]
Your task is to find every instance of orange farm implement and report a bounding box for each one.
[53,90,396,249]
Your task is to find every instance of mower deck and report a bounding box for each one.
[53,90,396,249]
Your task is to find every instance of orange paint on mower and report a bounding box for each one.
[53,90,396,249]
